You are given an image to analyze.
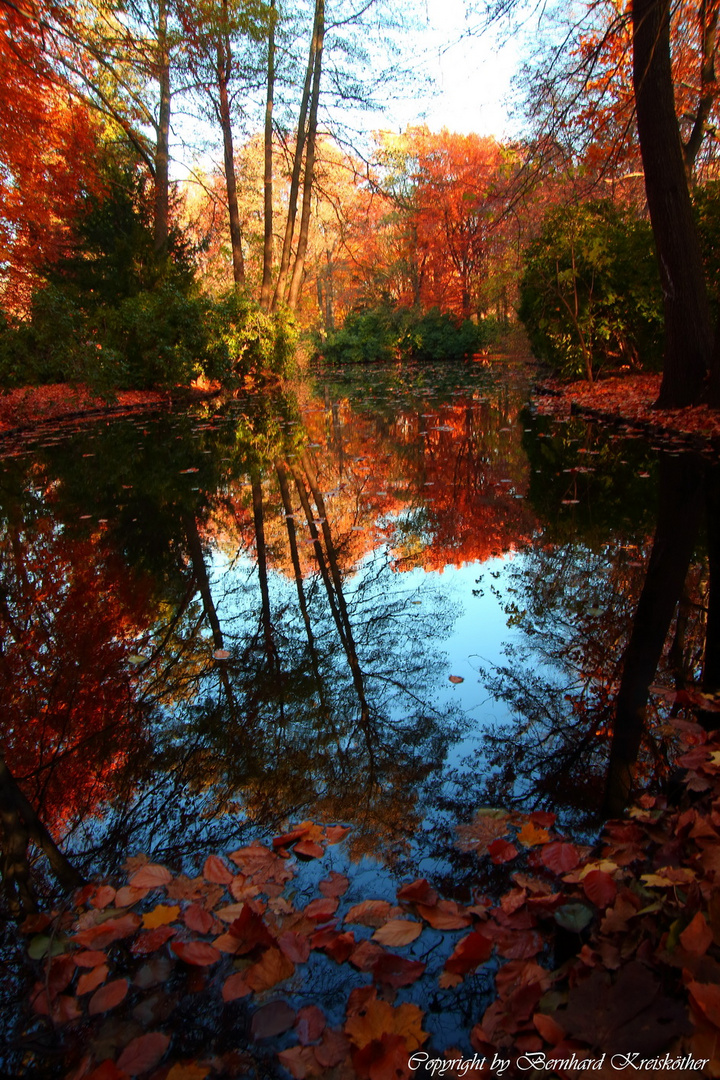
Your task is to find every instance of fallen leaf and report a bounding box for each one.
[131,926,176,955]
[296,1004,327,1044]
[396,879,438,906]
[77,964,108,995]
[444,930,493,976]
[203,855,234,885]
[681,913,714,957]
[88,978,128,1015]
[74,950,108,969]
[488,838,519,864]
[116,1032,170,1075]
[319,872,349,898]
[221,971,252,1002]
[142,904,179,929]
[345,900,403,928]
[251,1000,296,1039]
[129,864,172,890]
[371,919,422,948]
[244,947,295,992]
[541,842,580,874]
[184,904,214,935]
[171,941,221,967]
[581,870,617,909]
[416,900,471,930]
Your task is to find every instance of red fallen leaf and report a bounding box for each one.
[296,1004,326,1044]
[304,896,338,921]
[75,913,142,949]
[129,864,172,890]
[316,1027,351,1068]
[324,932,356,964]
[86,1060,129,1080]
[31,985,81,1023]
[372,953,426,989]
[20,913,52,935]
[310,926,342,950]
[131,926,176,955]
[272,827,309,848]
[171,941,221,966]
[91,885,117,909]
[228,904,276,953]
[449,674,464,683]
[46,955,76,998]
[530,811,557,829]
[397,879,439,907]
[488,838,519,864]
[319,872,350,898]
[222,971,252,1002]
[278,930,311,963]
[349,939,387,971]
[533,1013,565,1046]
[203,855,233,885]
[541,842,579,874]
[582,870,617,909]
[294,840,325,859]
[278,1045,317,1079]
[251,1000,296,1040]
[494,928,543,960]
[324,825,351,844]
[88,977,129,1015]
[445,931,493,976]
[415,900,471,930]
[184,904,214,935]
[75,950,108,969]
[681,913,714,957]
[77,964,109,995]
[116,1032,170,1075]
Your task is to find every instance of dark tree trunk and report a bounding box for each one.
[632,0,713,406]
[217,17,245,290]
[604,454,704,816]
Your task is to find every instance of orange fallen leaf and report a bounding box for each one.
[371,919,422,948]
[77,964,108,995]
[142,904,179,929]
[244,946,295,992]
[88,977,128,1015]
[171,941,221,966]
[129,864,172,890]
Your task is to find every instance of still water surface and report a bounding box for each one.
[0,357,686,899]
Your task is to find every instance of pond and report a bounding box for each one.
[1,357,715,1076]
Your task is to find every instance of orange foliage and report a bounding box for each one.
[0,2,102,313]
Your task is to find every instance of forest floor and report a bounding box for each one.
[0,383,173,434]
[533,372,720,448]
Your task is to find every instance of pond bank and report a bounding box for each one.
[534,373,720,453]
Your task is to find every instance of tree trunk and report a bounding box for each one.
[217,13,245,290]
[154,0,171,253]
[271,0,322,311]
[632,0,713,406]
[259,0,276,310]
[287,0,325,311]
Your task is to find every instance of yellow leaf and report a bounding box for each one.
[345,998,427,1052]
[517,823,551,847]
[166,1064,211,1080]
[142,904,180,929]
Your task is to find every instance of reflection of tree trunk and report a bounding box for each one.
[182,512,237,712]
[296,451,370,723]
[251,470,276,664]
[275,461,325,707]
[0,753,83,914]
[604,455,704,816]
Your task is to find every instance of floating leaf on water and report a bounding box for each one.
[448,675,464,684]
[212,649,231,660]
[554,903,594,933]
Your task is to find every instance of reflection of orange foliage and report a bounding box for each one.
[0,518,153,827]
[207,389,535,579]
[0,3,102,312]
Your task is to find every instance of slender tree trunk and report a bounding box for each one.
[260,0,276,310]
[271,0,322,311]
[287,0,325,311]
[217,13,245,289]
[604,454,704,816]
[632,0,713,406]
[251,469,276,662]
[704,461,720,693]
[154,0,171,253]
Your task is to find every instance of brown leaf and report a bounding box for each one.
[371,919,422,948]
[689,980,720,1027]
[396,879,438,907]
[251,1000,296,1040]
[278,930,311,963]
[517,823,551,847]
[680,913,714,957]
[455,812,511,855]
[115,885,148,908]
[349,939,387,972]
[116,1032,170,1075]
[319,871,349,898]
[77,964,108,995]
[296,1004,326,1044]
[171,941,221,966]
[75,913,141,949]
[128,863,172,890]
[203,855,233,885]
[228,904,276,953]
[415,900,471,930]
[91,885,117,909]
[345,995,427,1052]
[277,1045,318,1079]
[88,977,128,1015]
[533,1012,565,1046]
[372,953,426,989]
[541,842,580,874]
[324,825,351,844]
[183,903,214,935]
[294,840,325,859]
[221,971,251,1002]
[488,838,518,864]
[581,870,617,909]
[244,946,295,992]
[304,896,338,921]
[345,900,402,928]
[444,930,493,976]
[74,950,107,969]
[131,926,176,955]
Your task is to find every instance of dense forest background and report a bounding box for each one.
[3,0,720,399]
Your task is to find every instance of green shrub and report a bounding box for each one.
[211,293,297,382]
[315,305,496,365]
[518,200,664,381]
